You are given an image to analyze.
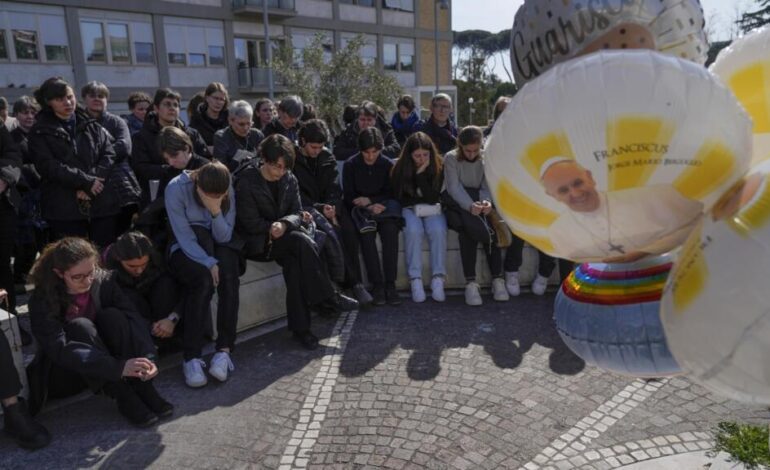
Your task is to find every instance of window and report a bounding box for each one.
[341,33,377,65]
[13,30,38,60]
[0,31,7,60]
[80,18,154,65]
[291,29,332,66]
[382,0,413,11]
[164,20,225,67]
[40,14,69,62]
[384,37,414,72]
[81,22,105,62]
[209,46,224,65]
[108,23,130,63]
[339,0,374,5]
[383,43,397,71]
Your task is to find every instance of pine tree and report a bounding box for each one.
[738,0,770,33]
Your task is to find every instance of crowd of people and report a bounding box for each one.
[0,80,570,449]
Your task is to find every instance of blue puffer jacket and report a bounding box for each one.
[390,110,420,147]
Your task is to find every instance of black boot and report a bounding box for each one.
[292,331,319,350]
[371,285,386,306]
[317,292,359,315]
[385,285,402,306]
[2,398,51,450]
[104,381,158,428]
[129,380,174,419]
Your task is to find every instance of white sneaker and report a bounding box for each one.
[505,271,521,297]
[209,351,234,382]
[183,358,208,388]
[465,282,483,306]
[532,274,549,296]
[492,278,510,301]
[411,278,426,303]
[430,276,445,302]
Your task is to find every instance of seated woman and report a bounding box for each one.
[443,126,514,306]
[293,119,371,306]
[342,128,402,306]
[104,231,181,339]
[157,126,209,199]
[165,161,241,387]
[27,238,171,427]
[391,132,447,303]
[213,100,264,172]
[235,134,358,350]
[0,289,50,450]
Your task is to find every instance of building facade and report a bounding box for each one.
[0,0,454,117]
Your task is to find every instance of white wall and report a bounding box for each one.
[389,71,416,88]
[233,20,284,37]
[295,0,333,18]
[162,0,222,6]
[169,66,228,87]
[339,4,376,23]
[85,65,160,88]
[0,64,74,88]
[382,9,413,27]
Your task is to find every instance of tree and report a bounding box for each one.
[272,34,403,134]
[738,0,770,33]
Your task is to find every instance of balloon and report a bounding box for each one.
[554,254,681,377]
[660,159,770,404]
[710,25,770,166]
[511,0,709,85]
[485,50,752,263]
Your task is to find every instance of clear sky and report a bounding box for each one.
[451,0,751,79]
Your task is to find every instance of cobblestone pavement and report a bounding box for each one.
[1,292,768,469]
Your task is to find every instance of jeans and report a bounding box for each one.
[401,208,447,280]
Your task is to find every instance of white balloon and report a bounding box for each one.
[511,0,709,85]
[660,159,770,404]
[711,25,770,166]
[485,50,752,263]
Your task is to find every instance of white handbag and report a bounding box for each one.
[413,203,442,217]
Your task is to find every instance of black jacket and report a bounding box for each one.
[159,153,208,200]
[10,126,41,191]
[332,121,401,161]
[130,111,210,205]
[189,103,229,147]
[29,271,155,383]
[342,153,395,210]
[235,160,303,257]
[262,118,299,143]
[412,118,458,155]
[293,146,342,209]
[29,108,121,221]
[0,124,22,211]
[213,126,264,172]
[96,111,141,208]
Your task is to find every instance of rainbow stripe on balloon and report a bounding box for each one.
[562,260,673,306]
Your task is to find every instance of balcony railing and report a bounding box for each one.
[238,67,285,89]
[232,0,297,16]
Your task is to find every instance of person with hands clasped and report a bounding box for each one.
[27,238,171,428]
[443,126,517,306]
[235,134,358,350]
[29,77,123,247]
[165,161,241,387]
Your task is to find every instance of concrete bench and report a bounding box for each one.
[232,230,563,332]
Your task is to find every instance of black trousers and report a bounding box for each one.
[169,245,240,360]
[266,230,335,334]
[507,233,558,278]
[451,212,517,280]
[335,202,363,286]
[49,215,121,248]
[0,332,22,399]
[358,219,399,288]
[55,308,148,392]
[0,200,16,312]
[122,274,180,323]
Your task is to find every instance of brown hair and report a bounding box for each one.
[29,237,100,316]
[204,82,230,108]
[391,132,443,199]
[455,126,484,161]
[191,161,232,213]
[158,126,193,156]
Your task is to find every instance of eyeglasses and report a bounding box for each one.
[209,95,227,102]
[433,104,451,111]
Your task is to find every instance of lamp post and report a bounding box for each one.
[434,0,449,95]
[468,96,474,126]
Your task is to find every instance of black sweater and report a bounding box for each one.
[393,169,443,207]
[292,146,342,209]
[342,153,395,210]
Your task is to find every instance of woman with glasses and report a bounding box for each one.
[27,237,172,427]
[28,77,123,247]
[189,82,230,152]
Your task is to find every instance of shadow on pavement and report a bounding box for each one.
[341,293,585,381]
